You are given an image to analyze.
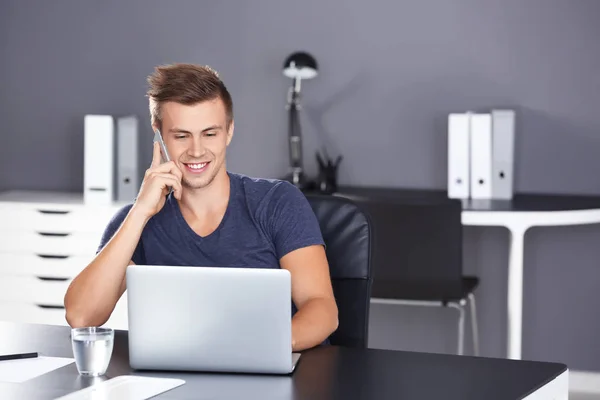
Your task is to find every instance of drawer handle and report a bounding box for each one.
[36,304,65,310]
[36,254,70,259]
[37,209,71,215]
[37,232,71,237]
[37,276,69,282]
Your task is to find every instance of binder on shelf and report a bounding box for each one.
[84,115,115,205]
[447,113,471,199]
[116,115,139,203]
[491,110,515,200]
[469,113,493,199]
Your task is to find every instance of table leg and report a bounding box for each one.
[507,226,528,360]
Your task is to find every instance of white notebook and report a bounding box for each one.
[55,375,185,400]
[491,109,515,199]
[447,113,471,199]
[469,114,493,199]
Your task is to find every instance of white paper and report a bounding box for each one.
[55,375,186,400]
[0,356,74,383]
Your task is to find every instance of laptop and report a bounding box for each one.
[125,265,301,374]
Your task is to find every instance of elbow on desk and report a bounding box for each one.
[63,298,109,329]
[64,309,109,329]
[64,312,86,329]
[64,307,94,329]
[330,316,340,336]
[328,303,340,336]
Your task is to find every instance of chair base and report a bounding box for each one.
[370,293,479,356]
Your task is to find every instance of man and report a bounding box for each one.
[64,63,338,351]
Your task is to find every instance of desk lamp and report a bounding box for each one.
[282,51,318,189]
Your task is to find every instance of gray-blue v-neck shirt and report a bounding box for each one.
[97,172,325,271]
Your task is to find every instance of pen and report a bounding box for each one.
[0,352,38,361]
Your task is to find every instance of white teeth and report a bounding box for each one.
[188,163,206,170]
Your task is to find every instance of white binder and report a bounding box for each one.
[469,113,493,199]
[116,115,139,202]
[447,113,471,199]
[491,110,515,199]
[84,115,114,205]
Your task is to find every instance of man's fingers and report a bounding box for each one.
[152,173,182,195]
[152,161,183,179]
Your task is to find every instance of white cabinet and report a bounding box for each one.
[0,190,130,330]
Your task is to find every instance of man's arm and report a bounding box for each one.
[281,244,338,352]
[262,180,337,351]
[64,209,146,328]
[64,142,183,328]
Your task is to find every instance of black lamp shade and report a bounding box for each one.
[283,51,318,80]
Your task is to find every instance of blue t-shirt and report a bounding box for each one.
[97,171,326,314]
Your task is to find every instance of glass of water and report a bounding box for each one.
[71,327,114,376]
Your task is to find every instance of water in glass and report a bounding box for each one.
[71,327,114,376]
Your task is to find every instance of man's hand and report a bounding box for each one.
[280,245,339,352]
[132,141,183,219]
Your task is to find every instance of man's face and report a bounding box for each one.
[156,99,233,190]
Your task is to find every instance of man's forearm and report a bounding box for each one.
[292,297,338,351]
[64,207,148,327]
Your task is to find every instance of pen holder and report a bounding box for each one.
[315,151,342,195]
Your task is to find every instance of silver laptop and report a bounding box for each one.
[125,265,301,374]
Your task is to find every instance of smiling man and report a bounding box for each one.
[63,63,338,351]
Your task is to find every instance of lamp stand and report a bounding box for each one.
[285,77,307,188]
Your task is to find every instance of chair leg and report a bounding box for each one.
[448,302,465,355]
[468,293,480,356]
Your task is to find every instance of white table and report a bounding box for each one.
[462,197,600,360]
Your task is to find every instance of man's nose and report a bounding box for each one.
[189,135,206,158]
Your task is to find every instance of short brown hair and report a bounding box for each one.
[146,63,233,128]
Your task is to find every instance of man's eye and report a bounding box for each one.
[175,135,186,139]
[205,132,217,137]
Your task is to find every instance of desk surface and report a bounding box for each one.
[0,322,566,400]
[335,186,600,212]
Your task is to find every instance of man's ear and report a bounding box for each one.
[226,120,234,146]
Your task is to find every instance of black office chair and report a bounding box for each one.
[359,198,479,356]
[305,194,373,348]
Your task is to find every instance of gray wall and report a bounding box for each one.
[3,0,600,370]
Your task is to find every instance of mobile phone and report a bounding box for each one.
[153,129,171,163]
[152,129,174,196]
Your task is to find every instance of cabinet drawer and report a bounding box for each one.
[0,204,117,234]
[0,276,71,305]
[0,302,68,326]
[0,232,100,256]
[0,253,91,278]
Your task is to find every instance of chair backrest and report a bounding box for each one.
[357,198,464,298]
[305,194,373,348]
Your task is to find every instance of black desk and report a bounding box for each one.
[334,186,600,211]
[0,322,567,399]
